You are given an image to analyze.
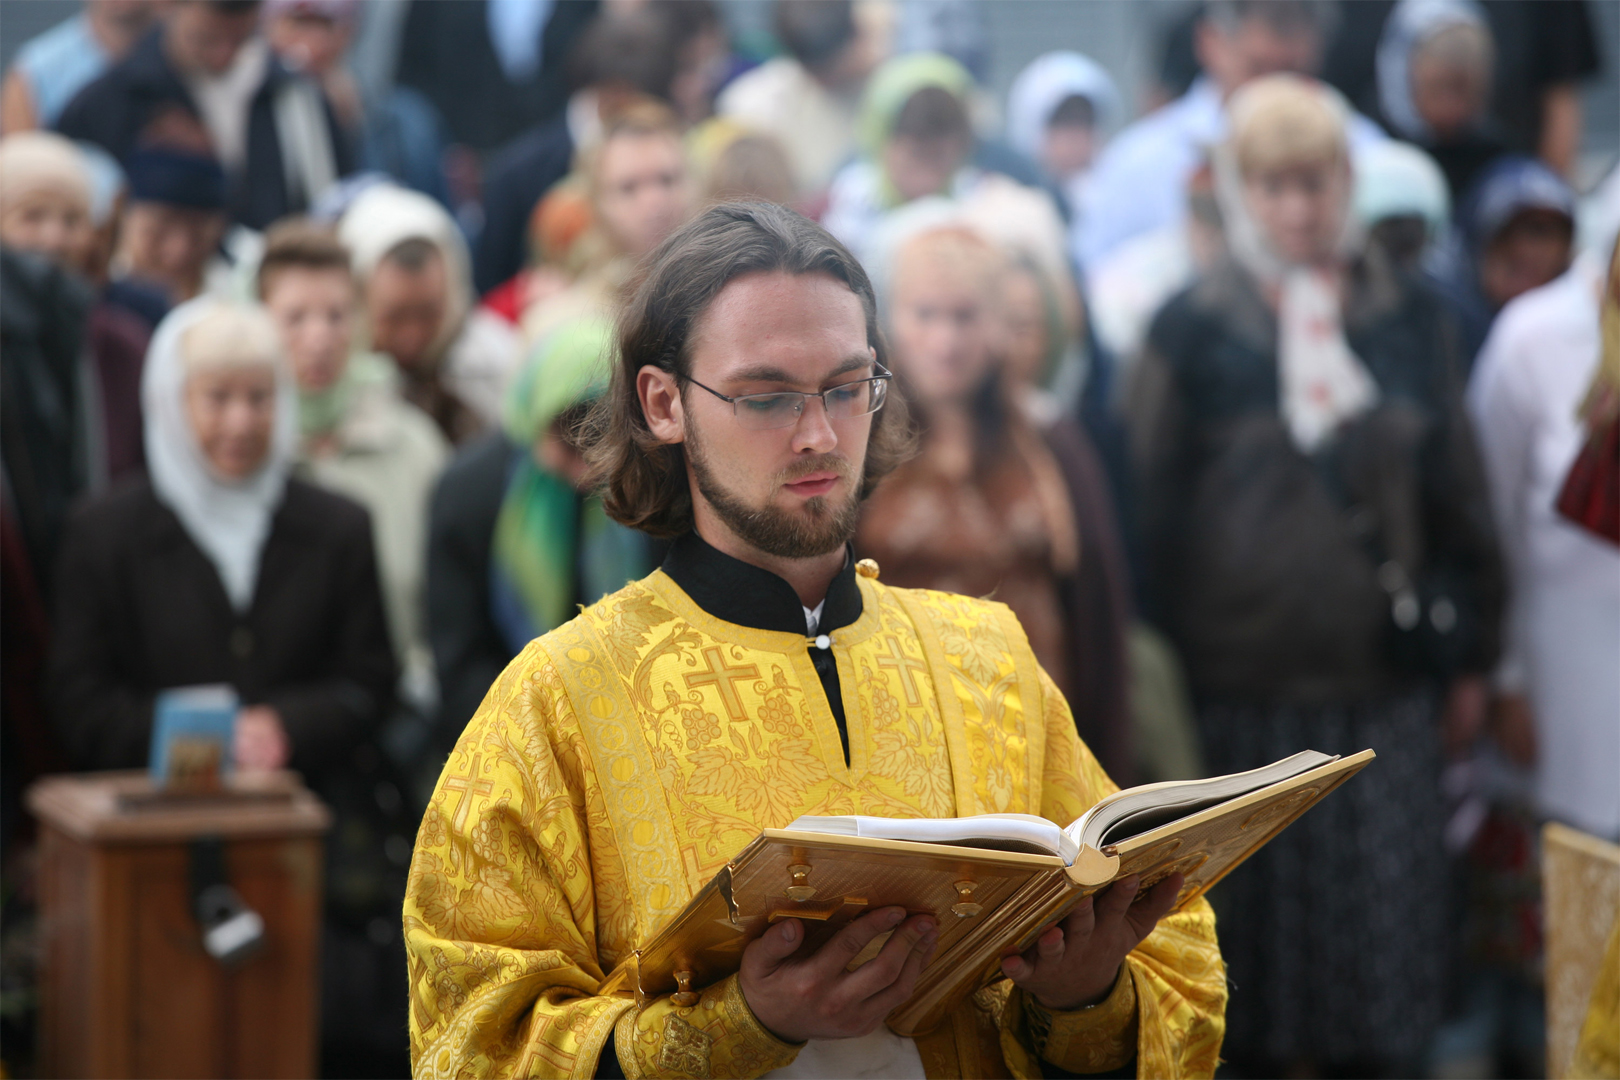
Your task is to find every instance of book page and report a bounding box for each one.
[784,813,1077,862]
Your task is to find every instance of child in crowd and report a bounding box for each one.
[257,219,449,713]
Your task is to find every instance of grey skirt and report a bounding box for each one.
[1198,689,1447,1069]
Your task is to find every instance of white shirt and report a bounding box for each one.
[1468,258,1620,840]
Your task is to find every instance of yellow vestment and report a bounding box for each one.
[405,568,1226,1078]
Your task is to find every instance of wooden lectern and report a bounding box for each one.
[1543,821,1620,1080]
[27,771,330,1079]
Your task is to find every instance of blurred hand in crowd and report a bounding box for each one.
[235,705,290,771]
[1489,691,1537,767]
[1442,674,1489,757]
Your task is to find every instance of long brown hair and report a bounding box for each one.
[581,200,915,538]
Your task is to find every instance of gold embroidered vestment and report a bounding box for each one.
[404,569,1226,1078]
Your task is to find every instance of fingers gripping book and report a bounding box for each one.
[599,748,1375,1036]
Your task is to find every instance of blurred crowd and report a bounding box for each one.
[1,0,1616,1077]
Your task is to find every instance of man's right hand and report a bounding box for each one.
[737,906,938,1043]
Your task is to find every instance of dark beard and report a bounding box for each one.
[686,425,862,560]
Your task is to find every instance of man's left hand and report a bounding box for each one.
[1000,873,1183,1011]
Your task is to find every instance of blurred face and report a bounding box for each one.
[883,135,968,203]
[640,272,878,560]
[366,253,448,374]
[1199,16,1322,97]
[1001,268,1051,390]
[1042,123,1097,180]
[266,12,350,76]
[184,364,277,480]
[0,189,94,269]
[671,24,730,125]
[263,267,356,392]
[1410,53,1487,140]
[119,200,226,300]
[595,131,689,259]
[1480,209,1573,308]
[166,2,260,76]
[889,261,999,406]
[1242,157,1349,266]
[87,0,160,57]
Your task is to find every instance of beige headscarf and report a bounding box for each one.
[338,183,472,368]
[1215,74,1379,454]
[0,131,92,212]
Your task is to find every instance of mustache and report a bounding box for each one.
[774,455,856,486]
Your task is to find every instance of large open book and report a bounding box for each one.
[600,749,1374,1036]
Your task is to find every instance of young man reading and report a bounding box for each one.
[403,202,1226,1078]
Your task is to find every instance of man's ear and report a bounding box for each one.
[638,365,686,445]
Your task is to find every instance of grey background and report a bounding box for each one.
[3,0,1617,180]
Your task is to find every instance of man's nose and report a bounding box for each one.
[790,395,838,454]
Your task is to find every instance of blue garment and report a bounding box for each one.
[16,14,110,128]
[485,0,555,83]
[1076,78,1388,273]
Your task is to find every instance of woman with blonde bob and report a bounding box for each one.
[1129,74,1504,1076]
[857,224,1134,780]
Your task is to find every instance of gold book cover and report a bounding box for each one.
[600,749,1374,1036]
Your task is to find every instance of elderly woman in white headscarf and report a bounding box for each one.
[339,183,519,445]
[1375,0,1507,201]
[48,297,396,779]
[1128,72,1504,1078]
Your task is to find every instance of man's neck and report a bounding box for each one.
[691,512,845,609]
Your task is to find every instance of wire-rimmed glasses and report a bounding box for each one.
[680,366,893,431]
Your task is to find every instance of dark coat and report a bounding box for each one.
[55,28,353,230]
[394,0,598,154]
[473,117,573,296]
[48,477,396,778]
[425,432,513,750]
[1046,416,1135,785]
[0,248,91,590]
[1130,254,1504,704]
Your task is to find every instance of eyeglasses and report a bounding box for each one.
[680,366,893,431]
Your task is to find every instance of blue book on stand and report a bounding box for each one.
[149,685,237,791]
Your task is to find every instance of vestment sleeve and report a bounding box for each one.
[997,668,1227,1079]
[404,645,798,1079]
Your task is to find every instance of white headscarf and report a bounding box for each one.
[1352,139,1451,237]
[143,298,299,612]
[1005,51,1120,167]
[339,183,473,367]
[1215,75,1380,454]
[1376,0,1490,142]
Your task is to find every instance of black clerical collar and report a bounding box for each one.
[661,532,863,637]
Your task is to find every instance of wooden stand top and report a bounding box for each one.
[26,770,331,844]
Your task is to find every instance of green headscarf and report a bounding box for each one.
[857,52,976,161]
[297,351,396,441]
[491,318,646,650]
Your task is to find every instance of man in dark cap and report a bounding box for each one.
[114,146,231,306]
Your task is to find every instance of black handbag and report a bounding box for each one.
[1367,548,1481,679]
